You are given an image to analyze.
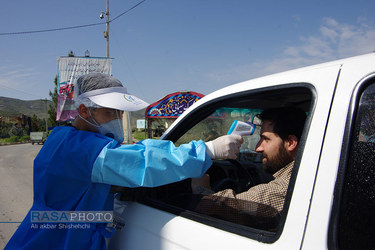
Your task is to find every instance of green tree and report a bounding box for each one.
[0,121,11,138]
[48,76,58,127]
[30,114,46,132]
[31,114,40,131]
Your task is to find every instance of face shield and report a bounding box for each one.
[81,108,125,143]
[74,83,149,143]
[98,118,125,143]
[92,108,125,143]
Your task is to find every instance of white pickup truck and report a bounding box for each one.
[108,53,375,249]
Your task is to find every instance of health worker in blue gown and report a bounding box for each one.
[5,73,243,250]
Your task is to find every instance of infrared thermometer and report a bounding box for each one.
[227,120,256,136]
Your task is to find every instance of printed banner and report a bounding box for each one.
[145,91,204,118]
[56,57,111,121]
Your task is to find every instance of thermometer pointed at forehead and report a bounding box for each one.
[227,120,256,136]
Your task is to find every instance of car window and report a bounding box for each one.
[175,107,262,157]
[330,81,375,249]
[120,84,314,242]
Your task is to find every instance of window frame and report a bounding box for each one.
[138,83,317,243]
[328,74,375,249]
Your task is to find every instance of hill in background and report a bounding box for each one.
[0,96,51,119]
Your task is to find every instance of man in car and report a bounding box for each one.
[192,107,306,213]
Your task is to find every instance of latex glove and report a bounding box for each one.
[205,134,243,160]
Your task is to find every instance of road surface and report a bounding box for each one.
[0,143,42,248]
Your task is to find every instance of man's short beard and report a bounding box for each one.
[263,142,293,174]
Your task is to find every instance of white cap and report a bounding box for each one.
[73,73,149,111]
[77,86,149,111]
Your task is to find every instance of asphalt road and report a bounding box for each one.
[0,143,42,248]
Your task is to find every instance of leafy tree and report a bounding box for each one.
[31,114,39,131]
[30,114,46,132]
[9,124,20,137]
[0,122,12,138]
[48,76,58,127]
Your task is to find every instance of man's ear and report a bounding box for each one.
[78,104,90,119]
[285,135,298,152]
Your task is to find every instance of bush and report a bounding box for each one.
[20,135,30,141]
[4,136,20,143]
[0,135,29,143]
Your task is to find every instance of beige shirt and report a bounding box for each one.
[194,161,294,213]
[215,161,294,212]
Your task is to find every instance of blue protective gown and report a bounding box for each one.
[5,126,212,250]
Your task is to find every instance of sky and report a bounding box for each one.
[1,0,375,104]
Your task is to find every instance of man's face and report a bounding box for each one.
[255,120,294,174]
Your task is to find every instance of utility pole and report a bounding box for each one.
[101,0,132,144]
[100,0,110,57]
[44,98,48,132]
[105,0,109,58]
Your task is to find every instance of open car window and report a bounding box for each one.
[175,107,263,161]
[120,84,314,242]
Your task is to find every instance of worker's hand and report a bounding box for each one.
[205,134,243,160]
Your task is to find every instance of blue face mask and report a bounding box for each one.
[78,110,125,143]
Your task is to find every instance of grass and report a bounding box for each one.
[133,130,147,142]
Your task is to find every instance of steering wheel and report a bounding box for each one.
[211,159,256,193]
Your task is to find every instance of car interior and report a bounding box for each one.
[117,84,315,236]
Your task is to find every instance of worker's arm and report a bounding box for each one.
[91,139,212,187]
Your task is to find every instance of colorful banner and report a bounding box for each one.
[56,56,111,121]
[145,92,204,118]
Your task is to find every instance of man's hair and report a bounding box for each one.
[259,107,307,141]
